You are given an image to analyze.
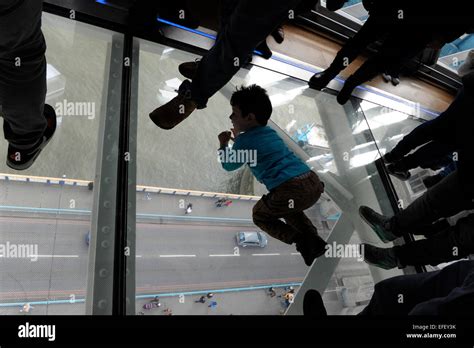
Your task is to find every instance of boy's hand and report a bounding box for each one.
[218,131,232,147]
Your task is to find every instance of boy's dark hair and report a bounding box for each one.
[230,85,273,126]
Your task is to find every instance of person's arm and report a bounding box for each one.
[217,128,247,172]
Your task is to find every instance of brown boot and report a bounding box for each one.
[149,80,197,130]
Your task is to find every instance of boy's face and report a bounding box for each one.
[229,105,256,131]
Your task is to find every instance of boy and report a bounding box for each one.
[218,85,327,266]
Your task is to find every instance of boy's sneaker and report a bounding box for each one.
[359,206,399,243]
[178,59,200,80]
[361,243,399,270]
[387,163,411,181]
[295,233,327,266]
[7,104,57,171]
[149,79,197,130]
[423,174,443,189]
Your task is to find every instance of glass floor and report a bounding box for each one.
[0,10,436,315]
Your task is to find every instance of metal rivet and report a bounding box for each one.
[102,226,110,234]
[101,240,110,249]
[99,269,108,278]
[98,299,107,309]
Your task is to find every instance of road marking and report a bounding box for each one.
[33,255,79,258]
[209,254,239,257]
[291,253,301,255]
[252,253,280,256]
[159,255,196,258]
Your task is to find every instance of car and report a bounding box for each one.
[236,231,268,248]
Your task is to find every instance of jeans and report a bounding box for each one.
[394,214,474,267]
[190,0,303,109]
[391,171,474,234]
[359,261,474,316]
[0,0,47,150]
[252,171,324,244]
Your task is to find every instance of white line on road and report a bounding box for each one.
[209,254,239,257]
[159,255,196,258]
[33,255,79,258]
[252,253,280,256]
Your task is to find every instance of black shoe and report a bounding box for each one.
[295,233,328,266]
[336,79,357,105]
[382,152,396,164]
[303,289,327,316]
[391,76,400,86]
[178,59,200,80]
[359,206,398,243]
[423,174,443,189]
[308,69,339,90]
[382,72,392,83]
[255,41,272,60]
[387,163,411,181]
[7,104,57,171]
[271,26,285,44]
[361,244,399,270]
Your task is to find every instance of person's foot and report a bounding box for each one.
[303,289,327,316]
[423,174,443,189]
[382,151,397,164]
[271,27,285,44]
[149,79,197,130]
[382,72,392,83]
[336,78,357,105]
[387,163,411,181]
[7,104,57,171]
[308,69,339,90]
[178,59,200,80]
[391,76,400,86]
[255,41,272,60]
[295,233,328,266]
[361,243,399,270]
[359,206,399,243]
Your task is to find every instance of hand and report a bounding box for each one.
[218,131,232,146]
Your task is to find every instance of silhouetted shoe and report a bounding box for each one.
[336,78,357,105]
[382,151,396,164]
[423,174,443,189]
[382,72,392,83]
[326,0,347,11]
[303,289,327,316]
[308,69,338,91]
[271,26,285,44]
[362,244,399,270]
[7,104,57,171]
[391,75,400,86]
[295,233,328,266]
[7,104,56,170]
[149,80,197,130]
[255,41,272,60]
[178,59,200,80]
[387,163,411,181]
[359,206,399,243]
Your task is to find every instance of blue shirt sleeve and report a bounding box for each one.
[218,136,247,172]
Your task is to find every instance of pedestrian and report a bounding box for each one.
[208,301,218,309]
[0,0,57,170]
[195,296,206,304]
[268,287,276,297]
[149,0,315,130]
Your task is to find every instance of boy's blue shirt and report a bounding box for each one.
[219,126,311,191]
